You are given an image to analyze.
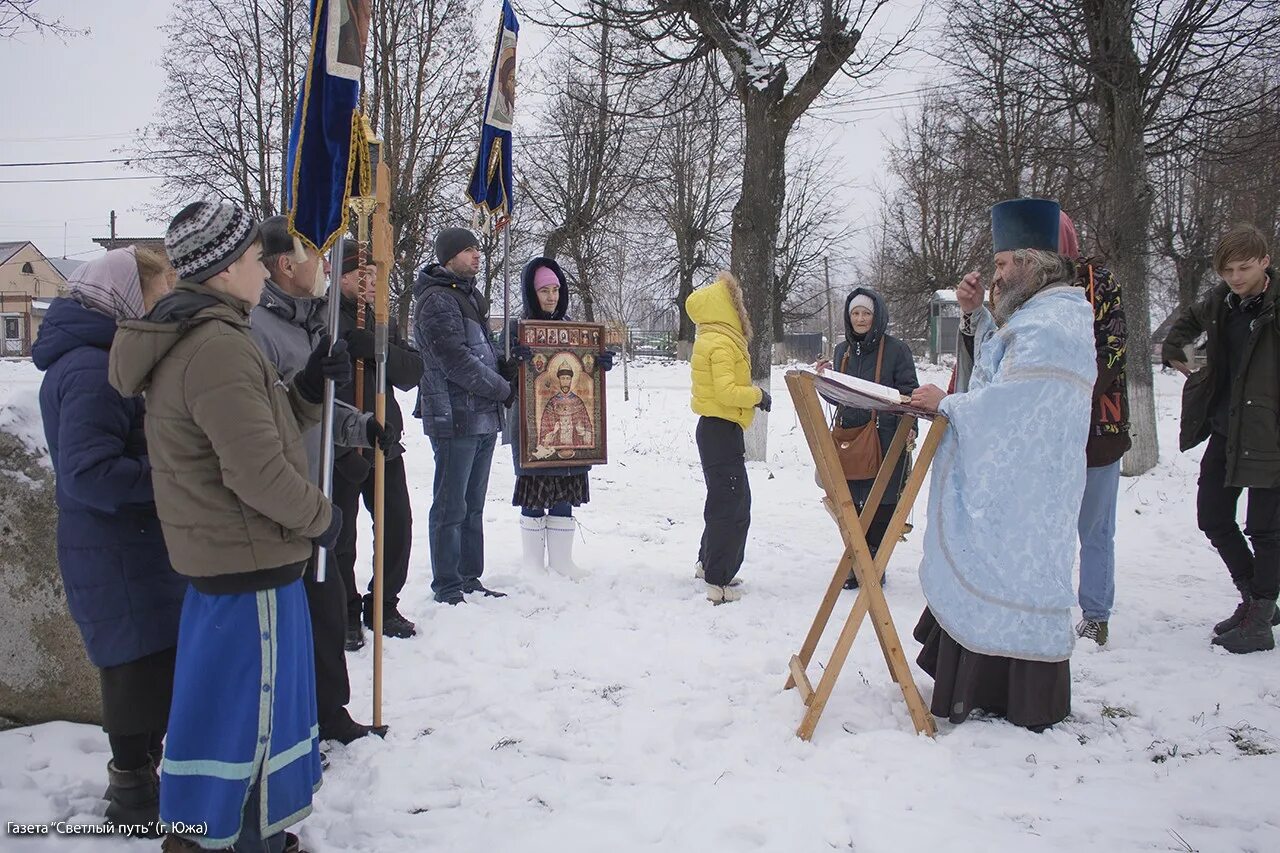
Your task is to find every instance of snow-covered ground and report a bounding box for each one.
[3,357,1279,852]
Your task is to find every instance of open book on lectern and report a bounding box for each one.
[799,366,942,421]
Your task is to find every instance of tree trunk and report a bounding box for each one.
[676,264,696,347]
[1175,254,1210,315]
[730,94,787,462]
[1083,0,1158,476]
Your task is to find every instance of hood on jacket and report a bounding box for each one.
[259,278,326,333]
[108,282,250,397]
[687,272,753,342]
[32,296,118,370]
[520,256,569,320]
[413,264,491,317]
[843,286,889,348]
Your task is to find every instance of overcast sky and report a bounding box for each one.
[0,0,938,266]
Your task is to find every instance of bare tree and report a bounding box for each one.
[0,0,85,39]
[521,17,654,322]
[367,0,483,332]
[875,94,990,341]
[639,73,739,354]
[543,0,914,459]
[136,0,309,218]
[773,141,855,341]
[994,0,1280,475]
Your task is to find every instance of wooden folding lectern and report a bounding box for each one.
[783,369,948,740]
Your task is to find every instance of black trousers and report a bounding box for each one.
[304,555,351,728]
[696,416,751,586]
[334,453,413,616]
[1197,433,1280,600]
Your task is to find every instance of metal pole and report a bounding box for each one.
[622,327,630,402]
[316,235,345,583]
[502,223,512,359]
[823,256,833,358]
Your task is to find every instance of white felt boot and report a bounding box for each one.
[545,516,587,580]
[520,515,546,573]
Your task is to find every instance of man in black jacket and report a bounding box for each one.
[1164,224,1279,654]
[334,241,423,649]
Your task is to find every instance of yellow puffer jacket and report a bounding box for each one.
[687,274,762,430]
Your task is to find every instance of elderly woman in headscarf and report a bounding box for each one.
[820,287,919,589]
[32,247,185,834]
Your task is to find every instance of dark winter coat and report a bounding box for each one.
[333,295,422,480]
[411,264,510,438]
[32,297,187,669]
[1075,262,1132,467]
[501,257,591,478]
[831,287,920,506]
[1163,268,1280,488]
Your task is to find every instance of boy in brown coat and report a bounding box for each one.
[110,200,350,852]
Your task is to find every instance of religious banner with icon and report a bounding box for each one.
[517,320,608,469]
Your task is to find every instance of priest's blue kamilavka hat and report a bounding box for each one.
[991,198,1061,253]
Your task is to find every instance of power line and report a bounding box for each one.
[0,131,139,143]
[0,155,183,168]
[0,175,165,185]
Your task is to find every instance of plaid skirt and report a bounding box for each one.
[512,472,590,510]
[159,580,322,848]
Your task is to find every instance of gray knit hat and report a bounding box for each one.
[165,200,261,283]
[434,227,480,266]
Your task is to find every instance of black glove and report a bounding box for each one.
[756,390,772,412]
[497,356,519,383]
[297,336,352,403]
[511,344,534,362]
[504,380,518,408]
[343,327,376,361]
[313,503,344,550]
[598,351,616,372]
[365,418,401,454]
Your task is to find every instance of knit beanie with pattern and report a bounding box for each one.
[165,200,260,283]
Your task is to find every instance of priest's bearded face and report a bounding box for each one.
[991,250,1038,325]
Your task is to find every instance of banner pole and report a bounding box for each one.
[503,222,512,359]
[316,234,345,584]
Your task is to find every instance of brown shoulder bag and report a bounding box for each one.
[830,338,885,481]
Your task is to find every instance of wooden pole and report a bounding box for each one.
[370,160,393,728]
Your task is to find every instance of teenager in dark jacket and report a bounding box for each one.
[821,286,918,589]
[413,227,517,603]
[501,257,614,578]
[1060,213,1130,648]
[333,241,422,648]
[33,246,184,832]
[1164,224,1279,654]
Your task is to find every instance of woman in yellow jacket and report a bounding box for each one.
[686,271,771,603]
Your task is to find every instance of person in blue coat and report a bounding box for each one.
[32,246,187,832]
[502,258,614,578]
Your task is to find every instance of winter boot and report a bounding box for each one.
[520,515,547,573]
[705,582,743,604]
[319,708,388,745]
[1076,618,1109,647]
[363,593,416,639]
[694,560,742,586]
[1213,598,1278,654]
[546,516,587,579]
[345,602,365,652]
[1214,587,1280,635]
[103,760,160,835]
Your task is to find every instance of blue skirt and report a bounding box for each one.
[159,580,322,848]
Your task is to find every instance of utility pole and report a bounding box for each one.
[109,210,117,248]
[823,256,834,358]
